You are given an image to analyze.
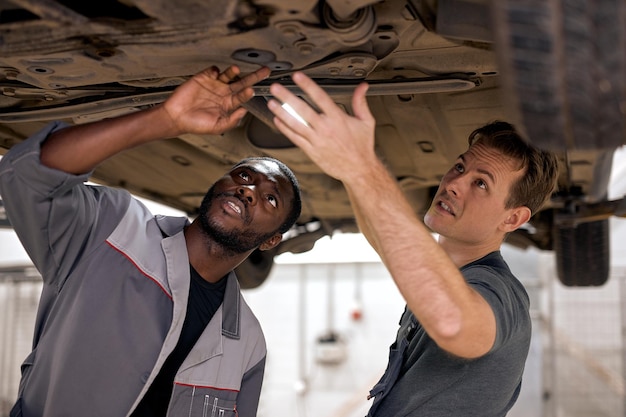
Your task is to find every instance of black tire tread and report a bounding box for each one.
[491,0,625,151]
[554,219,610,286]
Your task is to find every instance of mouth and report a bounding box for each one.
[437,199,456,216]
[223,196,246,219]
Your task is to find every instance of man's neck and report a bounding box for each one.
[183,223,251,283]
[438,236,502,268]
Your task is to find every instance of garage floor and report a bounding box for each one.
[1,233,625,417]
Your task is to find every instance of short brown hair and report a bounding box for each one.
[468,121,559,215]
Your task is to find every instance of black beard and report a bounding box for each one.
[198,185,276,255]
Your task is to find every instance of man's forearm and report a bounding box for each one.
[40,105,177,174]
[345,186,380,253]
[342,158,461,311]
[341,158,497,357]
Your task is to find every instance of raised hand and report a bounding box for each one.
[164,65,271,136]
[267,72,377,182]
[41,65,271,174]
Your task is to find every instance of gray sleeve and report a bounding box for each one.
[0,122,131,287]
[236,356,265,417]
[463,266,528,351]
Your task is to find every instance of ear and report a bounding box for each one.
[500,206,532,233]
[258,233,283,251]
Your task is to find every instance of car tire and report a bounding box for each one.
[554,218,610,286]
[491,0,625,150]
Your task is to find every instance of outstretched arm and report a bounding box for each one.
[267,72,496,359]
[41,65,271,174]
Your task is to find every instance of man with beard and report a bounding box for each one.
[0,65,301,417]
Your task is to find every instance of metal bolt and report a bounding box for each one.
[242,15,257,27]
[279,24,299,37]
[4,70,19,80]
[298,43,313,55]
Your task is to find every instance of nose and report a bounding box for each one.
[237,185,257,205]
[443,175,466,197]
[446,181,458,197]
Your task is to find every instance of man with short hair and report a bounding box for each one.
[268,72,559,416]
[0,65,301,417]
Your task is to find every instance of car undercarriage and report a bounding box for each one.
[0,0,624,287]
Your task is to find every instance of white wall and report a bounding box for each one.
[609,146,626,267]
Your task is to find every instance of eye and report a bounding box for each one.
[239,171,251,182]
[267,195,278,208]
[454,163,464,173]
[476,179,487,190]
